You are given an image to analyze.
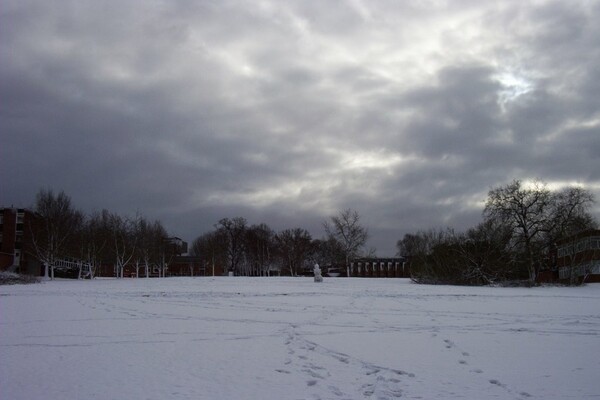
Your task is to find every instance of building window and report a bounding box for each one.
[576,240,586,253]
[558,246,573,258]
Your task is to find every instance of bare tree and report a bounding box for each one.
[485,180,597,283]
[312,237,345,267]
[548,188,596,285]
[157,233,179,278]
[134,217,168,278]
[275,228,313,276]
[548,187,596,240]
[458,220,515,284]
[323,209,369,277]
[397,229,457,284]
[216,217,247,275]
[484,180,552,283]
[191,230,228,276]
[77,210,111,279]
[30,189,83,280]
[397,233,427,259]
[245,223,275,276]
[108,213,137,278]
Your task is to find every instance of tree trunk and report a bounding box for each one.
[43,262,50,280]
[346,255,350,278]
[527,248,536,283]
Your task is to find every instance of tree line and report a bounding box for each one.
[397,180,597,285]
[25,189,370,279]
[190,208,369,276]
[26,179,594,284]
[29,189,174,279]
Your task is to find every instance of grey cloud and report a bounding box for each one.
[2,0,599,256]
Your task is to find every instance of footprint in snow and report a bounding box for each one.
[362,384,374,397]
[327,385,344,397]
[307,363,326,371]
[489,379,505,387]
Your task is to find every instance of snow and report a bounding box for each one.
[1,278,599,400]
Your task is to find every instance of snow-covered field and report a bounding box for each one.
[1,278,598,400]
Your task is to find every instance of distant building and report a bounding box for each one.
[166,256,225,277]
[165,237,188,256]
[553,229,600,283]
[0,207,41,275]
[349,257,409,278]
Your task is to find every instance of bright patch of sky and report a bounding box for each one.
[495,70,535,107]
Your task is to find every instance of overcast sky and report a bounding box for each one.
[2,0,599,256]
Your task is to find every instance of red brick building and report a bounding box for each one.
[0,207,41,275]
[165,256,225,277]
[349,258,409,278]
[554,229,600,283]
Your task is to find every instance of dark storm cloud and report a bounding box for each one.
[1,0,599,256]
